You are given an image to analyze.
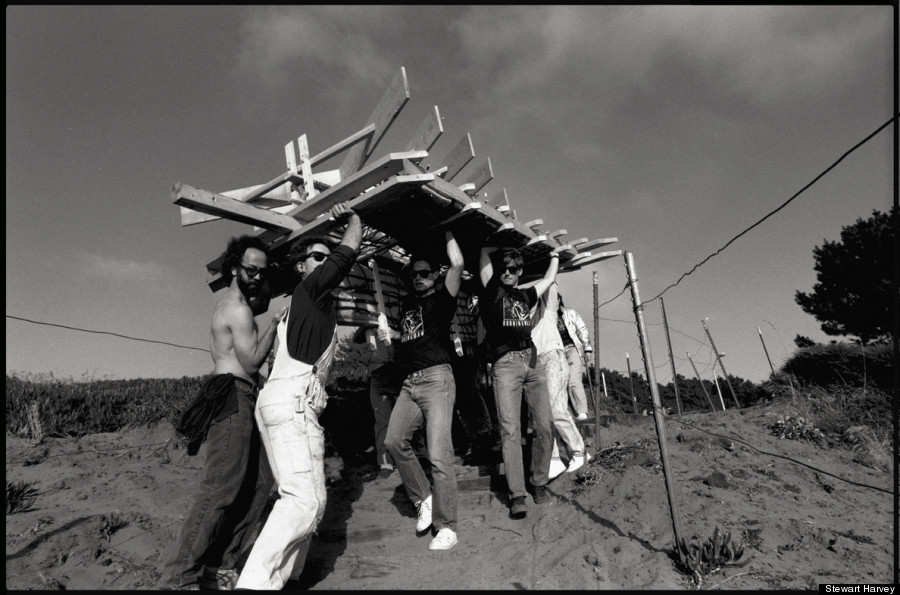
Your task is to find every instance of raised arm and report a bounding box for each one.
[530,251,560,298]
[231,303,286,373]
[479,246,498,287]
[332,203,362,252]
[444,231,464,297]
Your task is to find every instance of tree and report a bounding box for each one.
[795,207,895,345]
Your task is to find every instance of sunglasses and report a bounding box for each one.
[411,269,433,279]
[305,251,329,262]
[501,265,521,275]
[239,264,268,278]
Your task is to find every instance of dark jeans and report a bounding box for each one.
[491,349,553,499]
[385,364,458,531]
[158,379,273,589]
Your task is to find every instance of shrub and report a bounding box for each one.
[6,480,39,515]
[782,341,891,392]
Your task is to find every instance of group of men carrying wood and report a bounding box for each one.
[158,201,596,590]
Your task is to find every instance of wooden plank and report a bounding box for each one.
[311,124,374,168]
[562,250,624,270]
[339,67,411,179]
[205,172,437,291]
[550,229,567,241]
[404,105,443,155]
[573,237,618,252]
[440,133,475,182]
[298,134,316,199]
[569,237,589,248]
[461,157,493,194]
[290,150,430,225]
[173,183,301,233]
[180,183,295,226]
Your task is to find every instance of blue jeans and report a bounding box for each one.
[370,364,403,468]
[491,349,553,499]
[384,364,458,531]
[159,379,273,589]
[565,345,589,417]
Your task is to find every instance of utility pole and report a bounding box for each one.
[701,319,741,408]
[624,251,686,562]
[660,297,683,415]
[687,352,717,412]
[625,352,638,415]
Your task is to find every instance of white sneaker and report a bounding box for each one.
[575,413,588,421]
[415,494,433,533]
[429,527,458,550]
[567,454,585,473]
[548,457,566,480]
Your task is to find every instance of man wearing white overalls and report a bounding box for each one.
[236,203,361,590]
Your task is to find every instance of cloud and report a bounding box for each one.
[233,6,404,98]
[447,6,888,128]
[79,252,167,281]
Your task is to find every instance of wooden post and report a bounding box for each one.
[601,372,609,400]
[625,352,638,415]
[660,297,683,415]
[702,319,741,408]
[687,352,717,412]
[712,373,727,412]
[624,251,686,560]
[757,326,776,376]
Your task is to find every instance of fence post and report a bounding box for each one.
[625,352,638,415]
[660,297,683,415]
[687,352,717,412]
[702,319,741,408]
[624,251,687,562]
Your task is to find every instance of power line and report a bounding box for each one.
[597,282,630,310]
[642,115,898,306]
[6,315,210,354]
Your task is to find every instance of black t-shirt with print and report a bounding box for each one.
[478,274,538,363]
[393,286,458,375]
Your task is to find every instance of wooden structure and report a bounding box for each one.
[172,68,622,356]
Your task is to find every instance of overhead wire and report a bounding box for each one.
[640,115,897,306]
[6,315,210,354]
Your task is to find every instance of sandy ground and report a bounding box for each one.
[5,400,894,590]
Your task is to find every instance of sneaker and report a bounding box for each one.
[376,466,394,480]
[548,457,566,480]
[415,494,433,533]
[567,452,591,473]
[575,413,589,421]
[429,527,458,550]
[533,485,551,504]
[509,496,528,518]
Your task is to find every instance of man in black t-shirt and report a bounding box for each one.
[478,245,560,519]
[380,231,464,551]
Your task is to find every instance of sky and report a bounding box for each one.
[6,6,896,386]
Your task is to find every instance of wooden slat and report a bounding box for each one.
[311,124,375,168]
[339,67,411,179]
[440,133,475,182]
[173,183,302,233]
[561,250,624,270]
[404,105,443,155]
[573,237,618,252]
[298,134,316,199]
[550,229,567,241]
[461,157,493,194]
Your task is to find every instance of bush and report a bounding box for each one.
[5,373,205,438]
[782,341,891,392]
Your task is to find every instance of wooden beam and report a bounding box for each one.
[311,124,375,168]
[404,105,443,156]
[562,250,624,270]
[298,134,316,199]
[574,237,618,252]
[173,183,302,233]
[550,229,567,241]
[440,133,475,182]
[291,150,429,224]
[461,157,493,194]
[339,67,411,179]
